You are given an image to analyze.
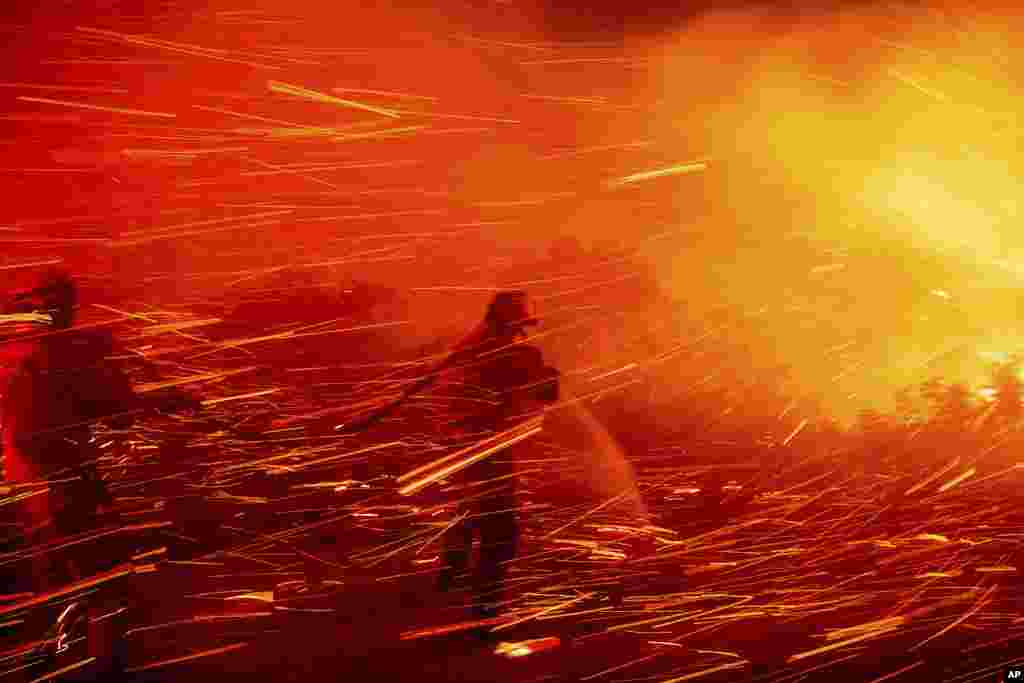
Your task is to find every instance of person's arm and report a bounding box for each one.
[334,326,493,434]
[140,386,203,416]
[82,334,201,428]
[535,365,561,403]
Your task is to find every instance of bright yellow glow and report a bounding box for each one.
[640,5,1024,419]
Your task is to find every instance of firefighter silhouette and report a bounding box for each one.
[435,291,559,618]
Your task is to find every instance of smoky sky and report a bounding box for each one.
[532,0,892,41]
[2,0,1020,424]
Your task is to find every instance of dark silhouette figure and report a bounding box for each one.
[1,268,204,674]
[435,291,560,619]
[1,269,199,587]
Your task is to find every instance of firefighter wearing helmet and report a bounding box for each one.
[1,268,198,584]
[435,291,560,618]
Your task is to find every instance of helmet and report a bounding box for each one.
[4,267,77,329]
[485,291,538,330]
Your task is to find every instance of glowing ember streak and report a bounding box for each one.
[906,457,961,495]
[788,624,901,662]
[137,318,222,335]
[810,263,846,274]
[521,94,610,105]
[865,660,925,683]
[542,489,637,540]
[538,141,651,160]
[974,566,1016,573]
[520,57,647,65]
[125,642,250,673]
[535,273,643,302]
[397,417,543,491]
[0,82,129,93]
[296,208,441,221]
[783,419,809,446]
[237,161,417,176]
[580,652,666,681]
[223,441,401,475]
[0,313,52,325]
[948,463,1024,490]
[299,482,362,492]
[28,657,96,682]
[911,533,950,543]
[0,565,135,618]
[209,491,268,504]
[376,567,443,582]
[938,467,976,492]
[592,524,653,535]
[695,650,742,658]
[400,615,516,640]
[350,528,438,564]
[412,286,504,292]
[607,595,754,632]
[0,258,64,271]
[888,68,951,102]
[131,547,166,561]
[192,103,315,130]
[201,389,281,406]
[268,80,401,118]
[457,33,555,51]
[18,96,175,118]
[397,426,541,496]
[413,511,468,555]
[332,87,438,101]
[588,363,639,382]
[187,320,409,360]
[384,108,520,123]
[91,608,128,624]
[606,161,709,187]
[3,521,172,567]
[121,146,250,157]
[492,593,595,632]
[494,636,561,658]
[243,125,370,138]
[114,209,293,243]
[824,616,907,641]
[135,366,260,393]
[659,662,748,683]
[113,218,286,248]
[76,27,281,69]
[332,125,428,141]
[911,585,997,651]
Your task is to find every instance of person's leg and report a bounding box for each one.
[437,511,473,591]
[87,576,136,676]
[474,505,518,617]
[52,495,96,581]
[48,480,130,669]
[57,473,123,577]
[25,518,70,594]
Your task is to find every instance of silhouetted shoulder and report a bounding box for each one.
[478,344,555,397]
[53,328,119,361]
[483,344,545,373]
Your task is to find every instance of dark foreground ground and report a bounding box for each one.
[4,453,1024,683]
